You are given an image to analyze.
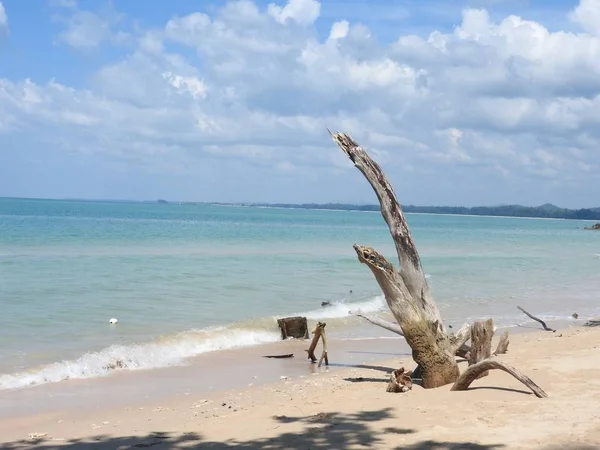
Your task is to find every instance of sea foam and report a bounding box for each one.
[0,296,385,391]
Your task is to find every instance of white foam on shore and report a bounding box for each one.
[299,295,385,320]
[0,295,387,391]
[0,328,280,391]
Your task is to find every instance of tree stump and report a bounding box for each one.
[277,316,309,340]
[493,330,510,355]
[469,319,494,378]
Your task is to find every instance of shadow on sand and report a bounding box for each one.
[2,406,589,450]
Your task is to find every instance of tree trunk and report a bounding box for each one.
[331,132,459,388]
[469,319,495,379]
[350,309,472,359]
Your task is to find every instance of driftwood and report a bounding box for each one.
[469,319,494,378]
[306,322,324,362]
[277,316,309,340]
[493,331,510,355]
[263,354,294,359]
[584,319,600,327]
[451,359,548,398]
[318,325,329,368]
[331,131,545,395]
[306,322,329,367]
[332,132,458,388]
[517,306,555,332]
[386,367,413,393]
[350,310,472,359]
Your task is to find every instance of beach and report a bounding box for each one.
[2,199,600,448]
[2,322,600,449]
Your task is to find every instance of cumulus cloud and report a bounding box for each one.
[1,0,600,205]
[267,0,321,25]
[570,0,600,35]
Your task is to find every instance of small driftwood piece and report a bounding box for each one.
[584,319,600,327]
[277,316,309,340]
[318,325,329,368]
[306,322,329,367]
[451,359,548,398]
[306,322,324,362]
[493,331,510,355]
[386,367,413,393]
[469,319,494,378]
[350,310,472,359]
[517,306,555,332]
[263,354,294,359]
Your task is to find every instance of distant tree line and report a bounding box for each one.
[246,203,600,220]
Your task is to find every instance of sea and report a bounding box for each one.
[1,197,599,392]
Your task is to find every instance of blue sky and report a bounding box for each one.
[0,0,598,207]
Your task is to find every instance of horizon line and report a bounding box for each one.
[1,196,598,211]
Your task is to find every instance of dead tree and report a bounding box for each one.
[331,132,467,388]
[331,132,545,394]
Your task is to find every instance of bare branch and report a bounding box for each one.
[517,306,555,332]
[350,310,404,336]
[451,359,548,398]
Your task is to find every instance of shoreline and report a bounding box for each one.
[3,320,600,448]
[0,317,585,406]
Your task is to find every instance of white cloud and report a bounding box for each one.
[268,0,321,26]
[1,0,600,205]
[53,4,128,50]
[0,1,8,32]
[570,0,600,35]
[328,20,349,40]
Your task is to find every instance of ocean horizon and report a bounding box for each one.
[1,197,599,391]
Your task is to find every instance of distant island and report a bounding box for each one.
[206,202,600,221]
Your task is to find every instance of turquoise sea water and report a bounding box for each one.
[1,198,599,390]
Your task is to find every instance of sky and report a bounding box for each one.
[0,0,599,207]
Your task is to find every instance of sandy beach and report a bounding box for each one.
[1,322,600,449]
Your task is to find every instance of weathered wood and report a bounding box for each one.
[517,306,555,332]
[331,131,462,388]
[277,316,309,340]
[350,309,405,336]
[330,132,444,328]
[451,359,548,398]
[493,331,510,355]
[351,245,459,388]
[318,324,329,368]
[386,367,413,393]
[263,354,294,359]
[306,322,325,362]
[350,309,471,359]
[469,319,495,378]
[449,322,472,357]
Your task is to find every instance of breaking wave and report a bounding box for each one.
[0,295,385,391]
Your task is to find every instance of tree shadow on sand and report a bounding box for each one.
[1,408,594,450]
[1,407,504,450]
